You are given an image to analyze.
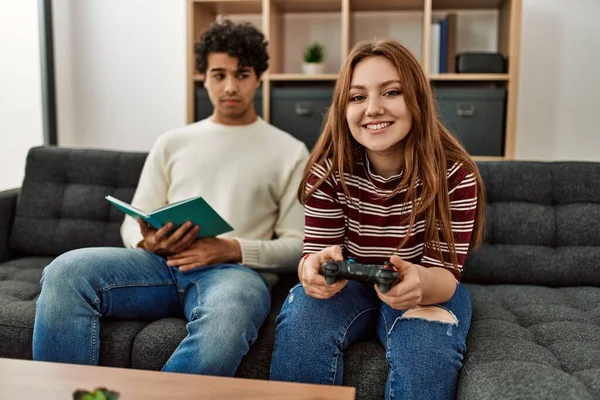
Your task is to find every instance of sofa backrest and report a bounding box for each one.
[9,146,147,256]
[462,161,600,286]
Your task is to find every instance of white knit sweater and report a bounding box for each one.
[121,117,309,271]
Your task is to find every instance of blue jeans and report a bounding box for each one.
[32,247,270,376]
[270,281,472,400]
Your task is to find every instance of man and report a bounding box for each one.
[32,19,309,376]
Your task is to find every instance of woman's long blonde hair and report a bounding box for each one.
[298,39,485,269]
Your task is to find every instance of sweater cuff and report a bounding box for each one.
[235,238,261,267]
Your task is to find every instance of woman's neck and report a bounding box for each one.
[366,145,404,179]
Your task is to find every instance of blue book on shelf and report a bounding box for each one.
[439,18,449,73]
[105,195,233,238]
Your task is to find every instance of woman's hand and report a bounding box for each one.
[375,255,425,310]
[299,245,347,299]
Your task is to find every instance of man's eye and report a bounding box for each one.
[213,74,224,80]
[238,73,249,79]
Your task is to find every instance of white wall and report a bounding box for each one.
[53,0,600,161]
[53,0,187,151]
[515,0,600,161]
[0,0,44,190]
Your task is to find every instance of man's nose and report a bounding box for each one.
[224,77,238,95]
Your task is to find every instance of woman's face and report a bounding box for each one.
[346,56,413,156]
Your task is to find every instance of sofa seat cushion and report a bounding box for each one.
[0,257,51,359]
[0,257,168,368]
[460,283,600,400]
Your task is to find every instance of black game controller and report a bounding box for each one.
[319,258,400,293]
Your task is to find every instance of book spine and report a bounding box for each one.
[439,19,448,73]
[145,216,163,230]
[430,22,441,75]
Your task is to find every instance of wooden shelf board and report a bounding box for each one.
[429,73,509,81]
[472,156,506,161]
[269,73,339,81]
[432,0,506,10]
[351,0,424,12]
[193,0,262,15]
[272,0,341,13]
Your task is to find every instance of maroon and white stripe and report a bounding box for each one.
[303,158,478,280]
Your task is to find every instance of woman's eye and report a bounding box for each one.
[350,95,365,102]
[385,90,401,97]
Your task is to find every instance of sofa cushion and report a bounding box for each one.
[464,162,600,286]
[9,147,147,256]
[0,257,168,368]
[459,283,600,399]
[0,257,51,359]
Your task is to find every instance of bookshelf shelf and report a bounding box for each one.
[193,0,262,14]
[272,0,342,13]
[429,73,509,81]
[432,0,506,10]
[187,0,522,159]
[351,0,424,12]
[269,73,339,81]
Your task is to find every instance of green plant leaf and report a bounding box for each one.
[303,42,324,63]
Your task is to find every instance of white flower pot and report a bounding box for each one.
[302,63,324,75]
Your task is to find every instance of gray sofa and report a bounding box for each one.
[1,146,599,399]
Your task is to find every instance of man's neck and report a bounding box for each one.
[210,111,258,126]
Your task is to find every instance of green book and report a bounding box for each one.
[105,195,233,238]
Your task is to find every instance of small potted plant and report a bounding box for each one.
[302,42,325,75]
[73,387,120,400]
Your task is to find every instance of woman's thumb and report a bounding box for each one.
[324,245,344,261]
[389,255,412,272]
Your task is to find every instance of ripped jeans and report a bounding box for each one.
[269,281,472,400]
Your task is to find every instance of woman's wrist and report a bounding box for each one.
[298,253,312,280]
[416,265,456,305]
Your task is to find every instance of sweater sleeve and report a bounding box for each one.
[120,137,170,249]
[420,165,478,280]
[301,160,346,255]
[233,145,310,272]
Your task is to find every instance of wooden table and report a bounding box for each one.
[0,358,355,399]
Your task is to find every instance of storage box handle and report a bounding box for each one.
[457,104,475,117]
[295,102,313,116]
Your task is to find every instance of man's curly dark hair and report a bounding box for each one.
[194,19,269,78]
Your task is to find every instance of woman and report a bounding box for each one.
[269,38,485,400]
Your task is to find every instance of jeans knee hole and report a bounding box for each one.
[401,306,458,325]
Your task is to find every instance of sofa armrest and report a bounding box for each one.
[0,188,19,262]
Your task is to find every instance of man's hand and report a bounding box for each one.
[375,255,424,310]
[137,219,199,256]
[166,237,242,272]
[300,245,347,299]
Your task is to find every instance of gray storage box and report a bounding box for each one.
[195,85,263,121]
[434,88,506,156]
[270,86,333,150]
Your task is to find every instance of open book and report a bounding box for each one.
[105,195,233,238]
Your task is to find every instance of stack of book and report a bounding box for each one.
[430,13,457,74]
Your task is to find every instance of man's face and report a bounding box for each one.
[202,52,260,125]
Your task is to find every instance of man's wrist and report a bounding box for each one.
[229,238,243,263]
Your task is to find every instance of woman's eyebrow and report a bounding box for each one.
[350,80,402,90]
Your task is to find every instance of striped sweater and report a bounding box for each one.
[303,156,478,280]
